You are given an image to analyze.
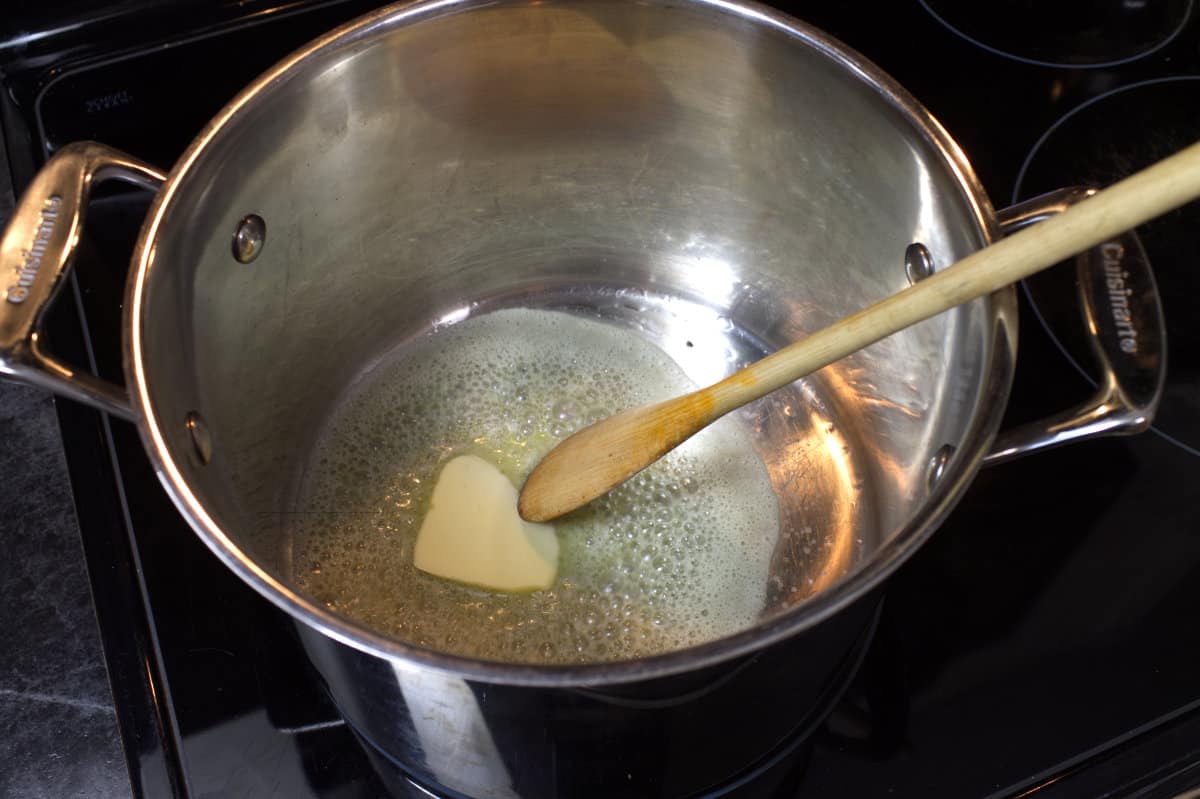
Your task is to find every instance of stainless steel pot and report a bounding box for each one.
[0,0,1166,796]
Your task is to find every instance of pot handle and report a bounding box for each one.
[0,142,165,421]
[982,187,1166,465]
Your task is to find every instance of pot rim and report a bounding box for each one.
[124,0,1017,687]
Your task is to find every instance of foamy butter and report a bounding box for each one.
[414,454,559,591]
[293,308,780,664]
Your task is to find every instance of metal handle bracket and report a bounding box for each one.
[984,187,1166,465]
[0,142,165,420]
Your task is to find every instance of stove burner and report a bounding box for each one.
[1014,76,1200,457]
[919,0,1194,68]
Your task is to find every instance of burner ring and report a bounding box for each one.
[919,0,1195,69]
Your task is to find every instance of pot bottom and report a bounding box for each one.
[337,600,881,799]
[286,285,877,667]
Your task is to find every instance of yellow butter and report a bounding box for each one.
[414,455,559,592]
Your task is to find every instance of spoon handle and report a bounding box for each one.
[520,140,1200,522]
[708,139,1200,414]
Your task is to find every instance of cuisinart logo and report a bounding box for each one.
[1101,242,1138,355]
[6,196,63,304]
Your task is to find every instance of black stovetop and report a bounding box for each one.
[3,1,1199,796]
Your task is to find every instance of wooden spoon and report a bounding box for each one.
[518,140,1200,522]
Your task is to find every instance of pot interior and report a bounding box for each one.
[133,0,999,665]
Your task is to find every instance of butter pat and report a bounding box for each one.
[414,455,559,592]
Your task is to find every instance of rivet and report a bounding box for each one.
[905,242,934,284]
[926,444,955,492]
[185,411,213,465]
[232,214,266,263]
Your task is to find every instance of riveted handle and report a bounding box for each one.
[0,142,166,420]
[984,187,1167,465]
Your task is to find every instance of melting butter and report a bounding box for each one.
[414,455,559,592]
[292,307,779,665]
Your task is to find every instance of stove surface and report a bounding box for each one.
[3,1,1199,796]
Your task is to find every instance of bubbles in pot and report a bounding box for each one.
[291,308,780,665]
